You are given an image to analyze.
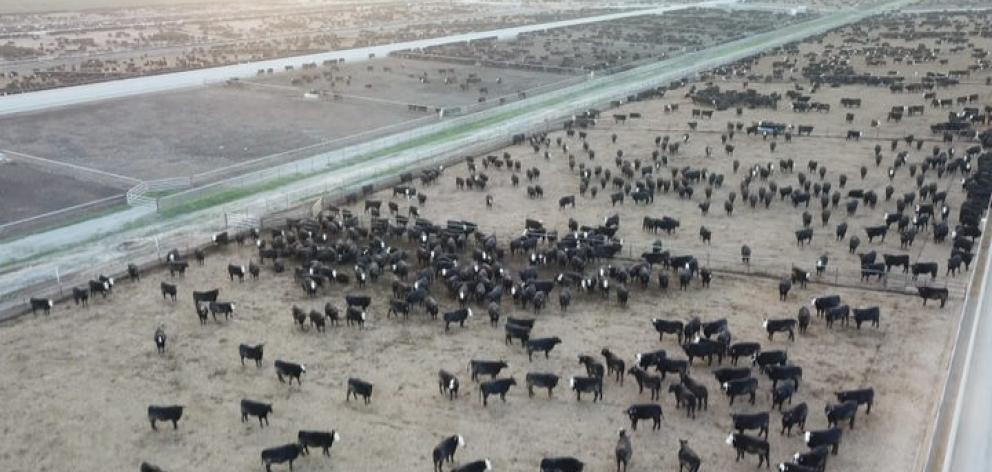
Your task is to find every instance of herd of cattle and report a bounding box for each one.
[33,124,990,470]
[18,9,992,472]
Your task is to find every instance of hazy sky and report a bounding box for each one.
[0,0,287,14]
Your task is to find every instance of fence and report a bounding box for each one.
[1,149,138,190]
[0,194,127,241]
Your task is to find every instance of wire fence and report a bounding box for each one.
[0,194,127,241]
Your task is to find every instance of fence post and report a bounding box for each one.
[55,266,62,296]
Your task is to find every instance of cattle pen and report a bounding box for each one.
[1,1,990,471]
[0,0,916,318]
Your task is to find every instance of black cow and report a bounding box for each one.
[659,357,689,380]
[778,462,818,472]
[723,377,758,405]
[470,360,509,381]
[346,306,366,328]
[680,374,709,410]
[679,439,701,472]
[479,377,516,406]
[652,318,684,343]
[241,399,273,427]
[766,364,803,391]
[195,302,209,324]
[261,444,301,472]
[527,337,562,361]
[805,428,842,455]
[160,282,177,302]
[732,411,770,438]
[852,307,880,329]
[918,286,948,307]
[781,402,808,435]
[835,388,874,414]
[438,369,460,400]
[73,287,89,307]
[754,350,787,371]
[559,195,576,209]
[579,355,606,379]
[883,254,910,272]
[540,457,585,472]
[865,225,888,242]
[795,228,813,246]
[452,460,492,472]
[168,260,188,277]
[240,343,264,367]
[779,278,792,301]
[798,307,810,334]
[728,342,761,366]
[147,405,183,430]
[627,366,662,400]
[825,304,849,328]
[571,376,603,402]
[208,301,235,321]
[825,400,859,429]
[635,350,666,370]
[526,372,559,398]
[626,403,663,431]
[911,262,938,279]
[192,289,219,306]
[616,429,632,472]
[713,366,751,384]
[433,435,465,471]
[140,462,164,472]
[602,349,626,384]
[794,446,829,471]
[505,322,532,346]
[274,360,306,385]
[811,295,840,316]
[444,308,473,331]
[791,268,810,289]
[309,310,326,332]
[89,279,112,298]
[861,262,886,282]
[154,327,166,354]
[668,383,698,418]
[298,430,340,457]
[763,319,796,341]
[228,264,246,282]
[345,294,372,309]
[683,338,724,365]
[347,378,374,404]
[772,379,797,411]
[726,433,770,467]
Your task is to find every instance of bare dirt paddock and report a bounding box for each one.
[0,160,121,224]
[0,58,568,181]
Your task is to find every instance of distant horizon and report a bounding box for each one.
[0,0,401,15]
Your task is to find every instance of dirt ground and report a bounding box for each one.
[0,60,566,182]
[0,10,988,472]
[250,57,573,110]
[0,160,121,224]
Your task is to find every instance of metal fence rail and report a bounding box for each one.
[0,194,127,241]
